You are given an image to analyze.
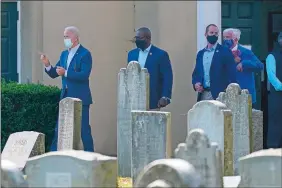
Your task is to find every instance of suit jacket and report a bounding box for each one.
[45,45,93,105]
[236,45,264,104]
[127,45,173,109]
[192,43,237,101]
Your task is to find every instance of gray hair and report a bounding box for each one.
[64,26,80,38]
[223,28,241,40]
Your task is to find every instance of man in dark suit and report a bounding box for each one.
[127,27,173,110]
[223,28,264,106]
[40,26,94,152]
[192,24,237,101]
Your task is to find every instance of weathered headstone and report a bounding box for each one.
[131,110,171,183]
[188,100,233,176]
[217,83,252,174]
[1,160,28,188]
[1,131,45,170]
[223,176,241,188]
[25,150,117,187]
[117,61,149,177]
[251,109,263,152]
[134,158,201,187]
[238,148,282,187]
[175,128,223,187]
[58,97,83,151]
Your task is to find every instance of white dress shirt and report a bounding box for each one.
[232,44,238,51]
[138,44,152,68]
[45,44,81,77]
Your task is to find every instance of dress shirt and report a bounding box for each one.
[45,44,81,77]
[231,44,238,51]
[138,44,152,68]
[266,54,282,91]
[203,43,218,88]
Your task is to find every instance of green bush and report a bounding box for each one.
[1,79,61,152]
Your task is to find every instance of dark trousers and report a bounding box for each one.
[50,94,94,152]
[267,92,282,148]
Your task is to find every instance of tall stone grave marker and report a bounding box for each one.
[1,131,45,170]
[131,110,171,183]
[251,109,263,152]
[1,160,28,187]
[117,61,149,177]
[188,100,233,175]
[239,148,282,187]
[175,129,223,187]
[58,97,83,151]
[217,83,252,174]
[134,158,201,187]
[25,150,117,187]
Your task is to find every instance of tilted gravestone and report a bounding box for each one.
[1,160,28,188]
[131,110,172,183]
[58,97,83,151]
[251,109,263,152]
[217,83,252,175]
[175,128,223,187]
[188,100,233,176]
[117,61,149,178]
[25,150,117,187]
[238,148,282,188]
[1,131,45,170]
[134,158,201,188]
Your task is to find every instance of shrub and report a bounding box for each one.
[1,79,61,151]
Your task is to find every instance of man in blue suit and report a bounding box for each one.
[223,28,264,105]
[192,24,237,101]
[127,27,173,110]
[40,26,94,152]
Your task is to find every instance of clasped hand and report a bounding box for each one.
[56,66,66,76]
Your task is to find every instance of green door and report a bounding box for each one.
[222,0,263,110]
[1,2,18,82]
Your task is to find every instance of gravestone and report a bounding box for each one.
[131,110,171,183]
[175,129,223,187]
[1,160,28,188]
[223,176,241,188]
[238,148,282,187]
[1,131,45,170]
[251,109,263,152]
[25,150,117,187]
[117,61,149,177]
[217,83,252,175]
[58,97,83,151]
[134,158,201,187]
[188,100,233,176]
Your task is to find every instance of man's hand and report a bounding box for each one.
[56,66,66,76]
[40,53,50,67]
[234,56,241,63]
[236,63,243,72]
[158,97,169,108]
[194,82,204,93]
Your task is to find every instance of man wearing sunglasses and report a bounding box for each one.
[127,27,173,110]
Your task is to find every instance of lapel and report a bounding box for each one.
[210,44,221,73]
[69,45,83,69]
[144,45,154,68]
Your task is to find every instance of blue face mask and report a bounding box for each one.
[64,38,73,49]
[223,39,234,49]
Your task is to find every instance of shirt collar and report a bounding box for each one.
[232,44,238,51]
[205,42,218,51]
[140,44,152,52]
[69,44,80,53]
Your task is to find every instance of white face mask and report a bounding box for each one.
[64,38,73,49]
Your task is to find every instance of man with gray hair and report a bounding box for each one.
[40,26,94,152]
[223,28,264,105]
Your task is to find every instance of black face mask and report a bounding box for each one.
[207,35,218,44]
[135,39,147,50]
